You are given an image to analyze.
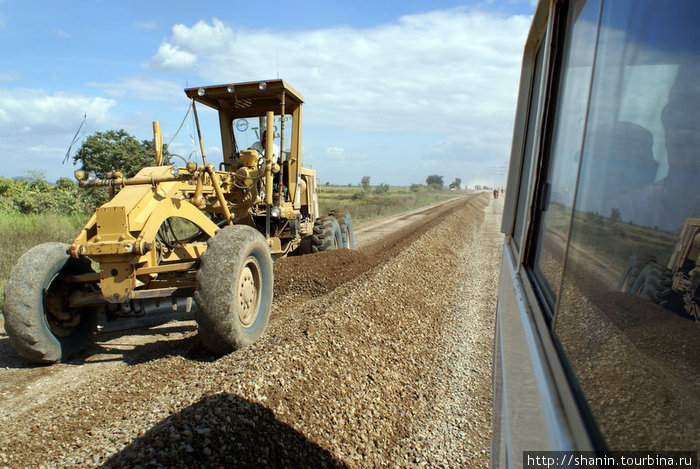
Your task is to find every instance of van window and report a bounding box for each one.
[530,0,601,309]
[512,44,545,251]
[553,0,700,450]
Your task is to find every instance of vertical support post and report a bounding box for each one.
[153,121,163,165]
[278,92,286,206]
[264,111,274,205]
[265,111,274,239]
[192,99,208,167]
[206,165,233,225]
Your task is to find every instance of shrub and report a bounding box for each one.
[0,175,103,216]
[374,183,390,194]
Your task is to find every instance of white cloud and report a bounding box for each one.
[326,146,345,159]
[149,43,197,72]
[0,88,116,176]
[56,28,70,38]
[0,89,114,130]
[87,76,184,102]
[170,19,233,53]
[150,8,531,185]
[424,134,509,187]
[151,10,529,131]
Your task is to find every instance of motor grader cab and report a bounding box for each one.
[1,79,353,364]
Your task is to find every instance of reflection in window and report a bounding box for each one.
[554,0,700,451]
[531,0,601,308]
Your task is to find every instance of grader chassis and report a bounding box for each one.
[2,79,354,364]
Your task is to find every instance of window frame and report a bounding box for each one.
[499,0,611,454]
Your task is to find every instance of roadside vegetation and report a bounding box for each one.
[0,129,465,333]
[0,130,465,312]
[546,202,676,268]
[318,184,459,224]
[0,175,463,309]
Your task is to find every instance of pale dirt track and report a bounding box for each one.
[0,192,503,468]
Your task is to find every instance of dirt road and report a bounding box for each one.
[0,192,503,468]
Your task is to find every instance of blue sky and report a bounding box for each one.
[0,0,535,187]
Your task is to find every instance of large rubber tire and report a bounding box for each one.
[631,261,673,306]
[331,210,354,250]
[618,253,653,292]
[2,242,98,364]
[194,225,274,354]
[311,216,342,252]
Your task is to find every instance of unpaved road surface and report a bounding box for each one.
[0,193,503,468]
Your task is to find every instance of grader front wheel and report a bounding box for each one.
[1,242,98,364]
[194,225,274,354]
[236,256,263,327]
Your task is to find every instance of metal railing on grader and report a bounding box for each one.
[2,79,354,364]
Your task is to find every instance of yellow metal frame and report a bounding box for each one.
[70,79,318,305]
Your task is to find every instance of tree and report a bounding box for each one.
[609,208,621,226]
[449,178,462,190]
[361,175,371,191]
[426,174,443,190]
[23,169,47,182]
[73,129,171,178]
[374,183,389,194]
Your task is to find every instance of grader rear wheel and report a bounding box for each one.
[311,216,343,252]
[332,210,354,250]
[631,261,673,306]
[194,225,274,354]
[1,242,98,364]
[618,253,653,292]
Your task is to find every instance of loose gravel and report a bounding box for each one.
[0,193,503,468]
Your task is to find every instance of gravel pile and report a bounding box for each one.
[0,193,503,468]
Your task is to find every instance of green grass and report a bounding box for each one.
[318,185,460,224]
[570,211,676,268]
[0,212,88,307]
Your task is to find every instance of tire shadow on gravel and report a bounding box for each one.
[0,323,205,368]
[0,336,36,368]
[103,393,347,469]
[77,323,205,366]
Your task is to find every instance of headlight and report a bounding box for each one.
[270,206,281,218]
[227,84,235,93]
[258,81,267,91]
[197,88,205,96]
[170,165,180,176]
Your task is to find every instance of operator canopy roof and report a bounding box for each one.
[184,79,304,119]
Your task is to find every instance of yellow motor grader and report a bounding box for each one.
[619,217,700,321]
[2,79,354,364]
